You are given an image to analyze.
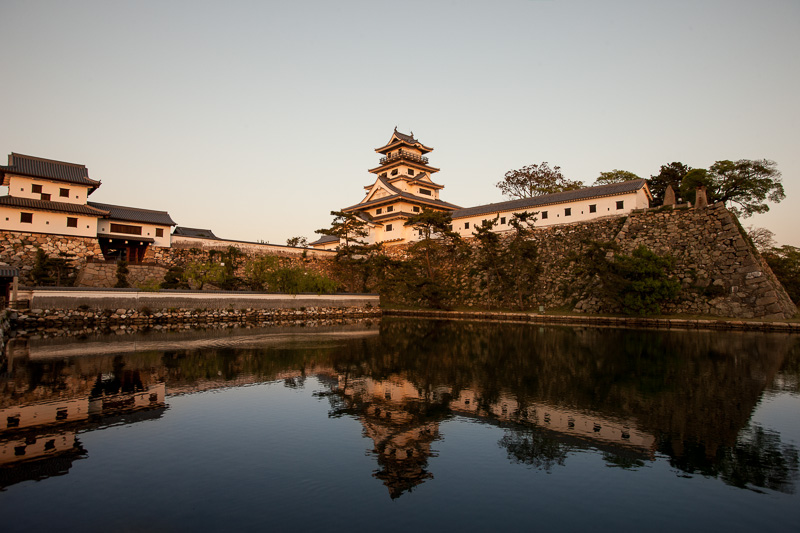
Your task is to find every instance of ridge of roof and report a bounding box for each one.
[88,201,177,226]
[172,226,218,238]
[452,179,648,219]
[0,195,110,216]
[4,152,102,188]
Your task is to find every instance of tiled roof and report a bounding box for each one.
[0,195,109,216]
[393,129,416,143]
[173,226,218,238]
[2,153,102,189]
[344,176,461,213]
[88,202,177,226]
[0,265,19,277]
[309,234,340,246]
[452,179,648,219]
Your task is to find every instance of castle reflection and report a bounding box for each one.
[1,319,798,497]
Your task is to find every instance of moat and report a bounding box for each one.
[1,318,798,532]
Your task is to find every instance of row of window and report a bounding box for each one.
[376,205,422,216]
[17,213,163,236]
[30,184,72,200]
[461,201,626,230]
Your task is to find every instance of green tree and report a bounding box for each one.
[682,159,784,217]
[496,162,583,199]
[594,169,641,186]
[115,260,130,288]
[648,162,691,205]
[183,260,226,290]
[243,255,338,294]
[403,209,459,280]
[581,243,680,316]
[30,249,78,286]
[763,245,800,304]
[315,210,370,254]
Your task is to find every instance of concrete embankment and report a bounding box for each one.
[384,309,800,333]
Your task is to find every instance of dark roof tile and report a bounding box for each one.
[172,226,218,238]
[88,202,177,226]
[0,195,109,216]
[4,153,102,188]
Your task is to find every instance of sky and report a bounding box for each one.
[1,0,798,246]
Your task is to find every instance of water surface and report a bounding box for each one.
[1,319,798,532]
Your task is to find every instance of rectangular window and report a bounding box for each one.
[32,184,42,193]
[376,208,382,215]
[60,188,70,198]
[21,212,33,223]
[542,211,548,219]
[110,223,143,235]
[419,188,432,196]
[589,204,596,213]
[387,206,393,212]
[565,208,571,216]
[41,193,51,201]
[413,206,420,212]
[386,224,393,232]
[67,217,78,228]
[391,169,398,176]
[464,222,470,229]
[407,169,414,175]
[500,217,506,225]
[616,200,624,209]
[156,228,164,237]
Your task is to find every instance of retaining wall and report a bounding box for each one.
[16,288,379,312]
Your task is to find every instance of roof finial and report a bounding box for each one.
[394,125,398,132]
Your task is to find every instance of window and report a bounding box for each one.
[156,228,164,237]
[60,188,70,197]
[380,172,387,178]
[419,188,432,196]
[500,217,506,225]
[386,224,393,232]
[21,212,33,223]
[391,169,398,176]
[110,223,143,235]
[41,193,51,201]
[67,217,78,228]
[32,184,42,193]
[413,206,420,212]
[589,204,596,213]
[565,208,571,216]
[407,169,414,175]
[542,211,548,219]
[616,200,624,209]
[464,222,470,229]
[387,206,393,212]
[376,208,382,215]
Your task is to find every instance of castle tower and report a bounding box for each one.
[337,129,460,246]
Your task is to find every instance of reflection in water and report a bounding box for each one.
[1,318,799,499]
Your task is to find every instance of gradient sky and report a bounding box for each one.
[2,0,798,246]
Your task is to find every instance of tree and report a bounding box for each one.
[403,209,459,280]
[745,226,776,253]
[648,162,691,205]
[286,236,308,248]
[30,249,78,286]
[315,210,370,254]
[594,170,641,186]
[682,159,784,218]
[763,245,800,304]
[496,162,583,199]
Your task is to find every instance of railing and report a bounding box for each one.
[379,150,429,166]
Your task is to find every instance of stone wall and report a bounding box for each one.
[75,262,169,288]
[0,230,103,283]
[377,206,796,319]
[574,203,797,319]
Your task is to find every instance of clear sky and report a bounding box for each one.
[2,0,798,246]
